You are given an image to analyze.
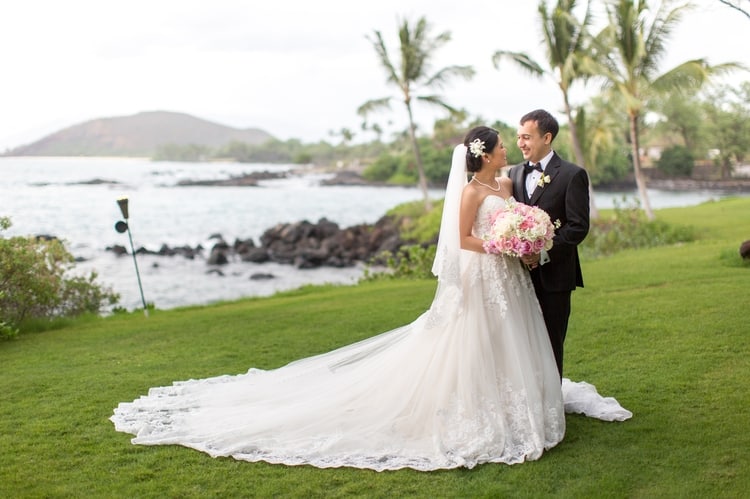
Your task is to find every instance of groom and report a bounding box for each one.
[510,109,590,379]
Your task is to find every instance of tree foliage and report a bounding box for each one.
[0,217,119,334]
[153,143,211,162]
[652,91,710,157]
[656,145,694,176]
[595,0,743,219]
[700,82,750,178]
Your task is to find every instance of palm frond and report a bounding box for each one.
[492,50,546,77]
[357,98,393,117]
[641,0,692,78]
[414,95,461,115]
[422,65,475,89]
[718,0,750,19]
[367,30,400,85]
[652,59,748,93]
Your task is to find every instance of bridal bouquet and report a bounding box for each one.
[482,200,559,257]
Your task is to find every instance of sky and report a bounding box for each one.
[1,0,748,152]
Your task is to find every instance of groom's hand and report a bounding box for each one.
[521,253,541,269]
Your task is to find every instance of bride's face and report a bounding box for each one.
[486,140,507,169]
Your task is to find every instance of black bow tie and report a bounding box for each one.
[524,162,543,174]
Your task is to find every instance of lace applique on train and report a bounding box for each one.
[110,195,573,471]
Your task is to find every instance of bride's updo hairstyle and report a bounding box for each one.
[463,126,499,173]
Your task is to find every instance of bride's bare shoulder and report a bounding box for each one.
[462,181,482,198]
[499,176,513,196]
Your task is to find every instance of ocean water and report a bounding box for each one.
[0,156,737,311]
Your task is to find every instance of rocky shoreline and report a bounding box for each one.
[101,168,749,280]
[592,177,750,193]
[175,170,287,187]
[644,177,750,193]
[106,214,416,277]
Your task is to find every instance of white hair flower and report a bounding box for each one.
[468,138,486,158]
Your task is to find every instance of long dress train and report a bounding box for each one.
[111,195,571,471]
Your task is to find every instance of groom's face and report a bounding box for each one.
[517,120,552,164]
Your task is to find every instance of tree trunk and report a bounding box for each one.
[563,96,599,220]
[628,113,655,220]
[721,158,732,180]
[405,104,432,211]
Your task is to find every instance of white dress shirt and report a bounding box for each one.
[525,150,554,198]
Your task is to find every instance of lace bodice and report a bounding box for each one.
[473,195,513,239]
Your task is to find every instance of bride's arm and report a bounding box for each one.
[459,185,486,253]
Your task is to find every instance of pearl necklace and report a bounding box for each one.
[471,175,501,191]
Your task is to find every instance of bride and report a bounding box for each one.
[111,126,630,472]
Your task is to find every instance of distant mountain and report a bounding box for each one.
[6,111,275,157]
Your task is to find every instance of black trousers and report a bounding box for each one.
[530,279,571,380]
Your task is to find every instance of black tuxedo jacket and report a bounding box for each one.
[509,152,590,292]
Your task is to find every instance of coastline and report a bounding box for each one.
[5,156,748,312]
[592,177,750,194]
[320,162,750,194]
[643,177,750,193]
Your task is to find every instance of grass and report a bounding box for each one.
[2,197,749,498]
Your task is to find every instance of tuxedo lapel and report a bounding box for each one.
[511,164,527,202]
[529,154,562,205]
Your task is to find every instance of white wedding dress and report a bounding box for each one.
[111,147,631,472]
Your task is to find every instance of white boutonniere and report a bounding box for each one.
[537,174,551,188]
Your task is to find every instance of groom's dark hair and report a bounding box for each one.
[520,109,559,141]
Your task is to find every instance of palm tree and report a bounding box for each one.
[596,0,741,219]
[493,0,600,219]
[358,17,475,210]
[329,127,355,146]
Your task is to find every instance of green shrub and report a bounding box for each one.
[0,322,18,340]
[581,198,697,258]
[387,171,418,185]
[657,145,695,177]
[589,146,632,185]
[152,143,211,162]
[368,195,697,276]
[362,153,401,182]
[0,216,119,333]
[362,244,437,281]
[719,247,750,268]
[386,199,442,244]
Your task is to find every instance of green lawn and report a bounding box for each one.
[1,197,749,498]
